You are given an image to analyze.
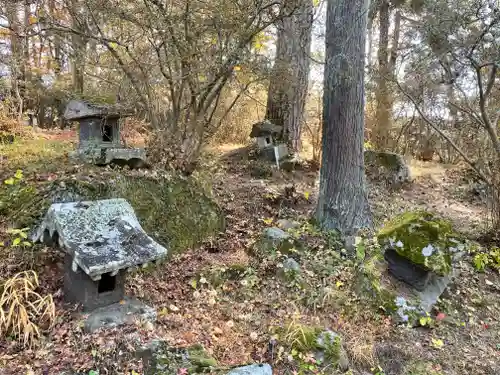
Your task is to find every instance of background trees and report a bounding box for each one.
[0,0,499,226]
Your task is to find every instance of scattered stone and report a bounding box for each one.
[315,330,350,372]
[227,364,272,375]
[278,257,301,280]
[343,235,357,255]
[253,227,295,259]
[282,257,300,272]
[364,150,412,187]
[83,297,156,333]
[138,341,217,375]
[276,219,300,231]
[263,227,289,241]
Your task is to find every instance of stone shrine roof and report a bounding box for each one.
[63,99,133,121]
[33,198,168,280]
[250,120,283,138]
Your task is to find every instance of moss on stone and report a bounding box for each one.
[111,175,224,253]
[2,173,224,254]
[378,211,462,275]
[143,342,218,375]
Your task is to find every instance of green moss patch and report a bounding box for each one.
[378,211,463,275]
[1,173,224,254]
[141,342,218,375]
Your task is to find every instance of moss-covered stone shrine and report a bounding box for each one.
[33,198,168,311]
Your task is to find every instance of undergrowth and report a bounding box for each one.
[0,270,55,348]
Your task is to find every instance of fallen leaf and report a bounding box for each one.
[431,338,444,349]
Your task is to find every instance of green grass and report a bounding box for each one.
[0,138,73,174]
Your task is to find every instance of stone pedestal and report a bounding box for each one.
[63,254,126,311]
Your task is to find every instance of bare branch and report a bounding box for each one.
[395,80,492,185]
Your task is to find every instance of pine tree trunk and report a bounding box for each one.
[266,0,313,153]
[374,0,391,150]
[316,0,372,235]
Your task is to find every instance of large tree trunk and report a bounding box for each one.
[316,0,372,235]
[266,0,313,153]
[374,0,391,150]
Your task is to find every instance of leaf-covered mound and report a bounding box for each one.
[377,211,464,275]
[0,172,224,254]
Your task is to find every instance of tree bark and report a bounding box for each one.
[5,2,25,118]
[316,0,372,235]
[374,0,391,150]
[266,0,313,153]
[70,0,86,94]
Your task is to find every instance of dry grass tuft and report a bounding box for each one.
[342,326,377,369]
[0,270,55,348]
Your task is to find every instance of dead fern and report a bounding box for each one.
[0,270,55,348]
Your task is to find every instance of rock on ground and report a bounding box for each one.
[84,297,156,333]
[364,150,412,186]
[315,330,350,372]
[227,364,272,375]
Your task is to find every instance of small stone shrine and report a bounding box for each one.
[34,198,168,311]
[64,99,147,167]
[250,120,289,163]
[377,211,466,318]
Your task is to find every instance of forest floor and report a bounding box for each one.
[0,134,499,375]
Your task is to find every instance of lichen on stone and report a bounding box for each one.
[377,210,463,275]
[33,198,168,279]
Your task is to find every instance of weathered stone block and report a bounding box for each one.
[227,364,272,375]
[138,341,217,375]
[83,297,156,332]
[384,249,431,291]
[63,253,126,311]
[364,149,412,186]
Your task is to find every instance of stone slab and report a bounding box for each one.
[227,364,272,375]
[259,144,289,162]
[70,147,147,168]
[105,147,147,167]
[64,99,131,121]
[33,198,168,279]
[386,252,464,320]
[83,297,156,333]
